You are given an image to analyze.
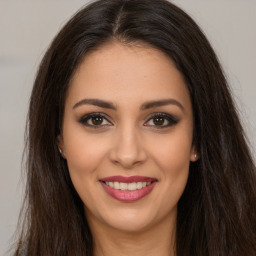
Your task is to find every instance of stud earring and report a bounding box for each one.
[58,147,65,158]
[194,153,197,160]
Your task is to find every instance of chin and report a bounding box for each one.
[105,212,154,233]
[93,202,174,234]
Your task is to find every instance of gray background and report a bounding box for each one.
[0,0,255,255]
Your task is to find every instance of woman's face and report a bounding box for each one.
[59,42,197,233]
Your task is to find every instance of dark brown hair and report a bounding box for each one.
[14,0,256,255]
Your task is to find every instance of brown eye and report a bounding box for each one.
[91,116,104,125]
[153,116,165,126]
[144,113,178,128]
[79,113,112,128]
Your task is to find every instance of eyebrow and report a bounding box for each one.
[73,98,116,110]
[140,99,184,111]
[73,98,184,111]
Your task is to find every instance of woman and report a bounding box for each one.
[13,0,256,255]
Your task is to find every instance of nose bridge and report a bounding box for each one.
[109,122,147,168]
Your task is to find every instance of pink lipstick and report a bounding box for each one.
[100,176,157,202]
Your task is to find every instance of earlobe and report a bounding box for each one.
[57,135,66,158]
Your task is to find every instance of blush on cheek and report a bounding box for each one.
[157,143,191,167]
[157,146,191,187]
[65,138,103,169]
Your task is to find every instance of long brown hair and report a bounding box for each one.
[14,0,256,255]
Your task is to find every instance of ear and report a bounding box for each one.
[190,145,200,162]
[57,134,66,158]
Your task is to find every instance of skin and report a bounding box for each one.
[59,41,198,256]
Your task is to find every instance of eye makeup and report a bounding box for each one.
[79,112,112,128]
[144,112,179,129]
[78,111,179,129]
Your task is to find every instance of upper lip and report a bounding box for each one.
[100,176,157,183]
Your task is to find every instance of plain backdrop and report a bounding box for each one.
[0,0,255,255]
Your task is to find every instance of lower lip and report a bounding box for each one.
[101,182,157,202]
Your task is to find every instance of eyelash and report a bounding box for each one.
[79,112,178,129]
[144,113,178,128]
[79,112,112,128]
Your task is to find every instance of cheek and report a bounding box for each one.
[147,126,192,205]
[158,141,190,192]
[152,133,191,209]
[63,131,110,206]
[63,128,111,203]
[150,130,192,174]
[63,125,108,173]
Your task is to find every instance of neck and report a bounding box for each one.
[89,213,177,256]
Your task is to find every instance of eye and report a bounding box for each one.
[79,113,112,128]
[144,113,178,128]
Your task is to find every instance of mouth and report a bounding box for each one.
[103,180,153,190]
[99,176,157,202]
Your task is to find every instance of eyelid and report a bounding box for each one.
[79,112,113,128]
[144,112,178,128]
[78,111,178,129]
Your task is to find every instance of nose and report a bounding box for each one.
[108,126,147,169]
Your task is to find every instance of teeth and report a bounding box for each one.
[105,181,152,191]
[137,182,142,189]
[128,182,136,190]
[120,183,128,190]
[113,181,119,189]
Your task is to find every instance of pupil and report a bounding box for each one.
[92,116,103,125]
[153,116,164,125]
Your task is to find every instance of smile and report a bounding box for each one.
[100,176,157,202]
[104,181,152,190]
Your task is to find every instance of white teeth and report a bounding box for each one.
[113,181,120,189]
[128,182,136,190]
[105,181,153,191]
[120,182,128,190]
[137,182,143,189]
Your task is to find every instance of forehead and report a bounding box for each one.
[66,41,191,110]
